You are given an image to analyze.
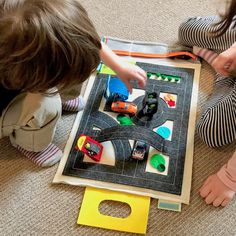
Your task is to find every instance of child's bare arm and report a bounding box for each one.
[217,150,236,191]
[99,43,147,93]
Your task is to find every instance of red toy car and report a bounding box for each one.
[76,134,103,161]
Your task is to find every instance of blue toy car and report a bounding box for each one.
[105,75,129,102]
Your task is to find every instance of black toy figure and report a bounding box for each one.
[137,92,158,121]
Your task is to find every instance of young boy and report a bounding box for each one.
[0,0,146,167]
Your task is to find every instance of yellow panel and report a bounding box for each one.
[98,61,136,75]
[78,187,150,234]
[100,64,116,75]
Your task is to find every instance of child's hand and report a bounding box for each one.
[212,43,236,77]
[199,174,235,207]
[116,62,147,93]
[99,43,147,93]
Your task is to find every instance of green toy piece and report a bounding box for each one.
[147,72,181,83]
[117,114,133,125]
[147,72,152,78]
[174,77,180,82]
[150,154,166,172]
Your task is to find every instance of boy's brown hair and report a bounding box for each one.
[0,0,101,93]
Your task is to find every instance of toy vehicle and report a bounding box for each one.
[142,92,158,117]
[131,141,147,160]
[111,101,137,115]
[104,75,129,102]
[76,134,103,161]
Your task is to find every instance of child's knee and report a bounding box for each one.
[197,118,218,148]
[178,17,198,45]
[197,122,219,148]
[196,111,228,148]
[1,93,62,152]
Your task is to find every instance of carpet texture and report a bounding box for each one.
[1,1,236,235]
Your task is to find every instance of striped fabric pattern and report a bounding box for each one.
[17,143,62,167]
[193,46,218,66]
[62,96,85,112]
[179,16,236,148]
[178,16,236,53]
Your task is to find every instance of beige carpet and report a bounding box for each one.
[1,0,236,235]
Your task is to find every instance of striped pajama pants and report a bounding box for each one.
[178,16,236,148]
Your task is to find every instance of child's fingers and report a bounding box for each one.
[123,80,133,94]
[199,184,211,198]
[137,67,147,78]
[205,192,216,205]
[200,175,212,189]
[221,197,231,207]
[212,196,225,207]
[136,73,147,88]
[134,66,147,87]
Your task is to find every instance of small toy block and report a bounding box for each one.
[167,99,176,107]
[157,199,182,212]
[150,154,166,172]
[78,187,151,234]
[156,126,171,139]
[116,114,133,126]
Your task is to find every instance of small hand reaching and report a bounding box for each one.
[116,62,147,93]
[199,174,235,207]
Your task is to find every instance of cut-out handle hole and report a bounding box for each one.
[99,200,131,218]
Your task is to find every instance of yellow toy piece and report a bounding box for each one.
[164,93,176,102]
[77,135,86,150]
